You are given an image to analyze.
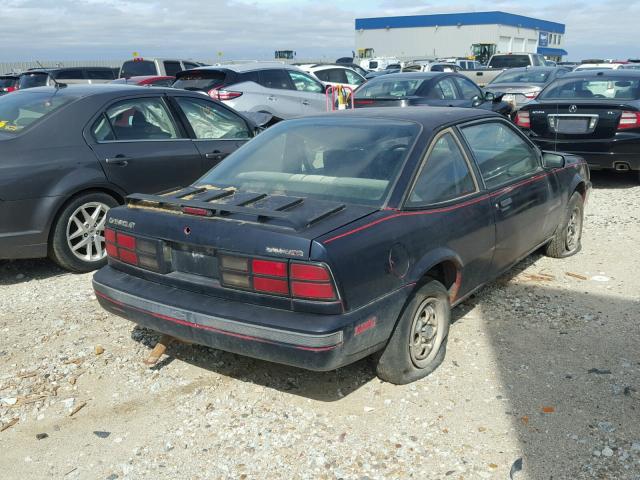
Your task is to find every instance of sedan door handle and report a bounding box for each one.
[104,156,129,166]
[267,96,276,101]
[205,150,226,161]
[301,100,310,106]
[496,197,513,211]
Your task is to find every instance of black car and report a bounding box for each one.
[93,107,590,384]
[0,85,259,271]
[0,74,19,95]
[515,70,640,180]
[353,72,512,116]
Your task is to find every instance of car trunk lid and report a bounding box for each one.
[354,96,418,108]
[528,101,637,139]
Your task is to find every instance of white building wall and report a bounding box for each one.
[355,23,564,59]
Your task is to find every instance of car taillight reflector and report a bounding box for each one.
[253,277,289,295]
[618,111,640,130]
[105,228,116,243]
[221,271,251,288]
[355,99,375,105]
[252,259,287,277]
[116,232,136,250]
[290,263,331,281]
[118,249,138,265]
[106,242,118,258]
[207,87,243,101]
[515,110,531,128]
[182,206,212,217]
[291,281,336,300]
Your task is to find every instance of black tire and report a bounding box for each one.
[545,191,584,258]
[49,192,118,272]
[375,280,451,385]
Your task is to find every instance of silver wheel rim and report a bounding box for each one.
[409,298,444,368]
[66,202,110,262]
[566,206,582,252]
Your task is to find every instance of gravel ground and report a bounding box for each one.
[1,171,639,480]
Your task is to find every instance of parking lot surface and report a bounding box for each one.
[1,171,639,480]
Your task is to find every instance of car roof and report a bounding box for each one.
[302,106,499,130]
[563,69,640,78]
[367,72,446,81]
[193,62,299,73]
[7,84,179,99]
[495,66,561,73]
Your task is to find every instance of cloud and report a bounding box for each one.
[0,0,638,61]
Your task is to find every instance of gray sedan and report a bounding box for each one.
[485,67,572,111]
[0,84,258,271]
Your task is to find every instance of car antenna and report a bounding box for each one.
[50,76,67,89]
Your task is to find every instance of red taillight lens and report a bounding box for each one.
[182,206,212,217]
[290,263,331,281]
[105,228,116,243]
[106,242,119,258]
[207,87,243,101]
[116,232,136,250]
[252,259,287,277]
[355,99,375,105]
[118,248,138,265]
[291,281,337,300]
[515,111,531,128]
[253,277,289,295]
[618,111,640,130]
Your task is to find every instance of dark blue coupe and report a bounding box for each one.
[93,107,590,384]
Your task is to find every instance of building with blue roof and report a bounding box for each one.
[354,11,567,62]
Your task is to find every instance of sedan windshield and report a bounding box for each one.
[492,70,552,84]
[356,79,425,98]
[0,92,74,134]
[197,117,420,206]
[540,78,640,100]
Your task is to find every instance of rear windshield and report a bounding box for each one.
[0,92,74,134]
[492,69,552,84]
[355,78,425,98]
[489,55,531,69]
[0,78,17,88]
[19,73,48,89]
[120,60,156,77]
[540,78,640,100]
[197,117,420,206]
[173,70,227,91]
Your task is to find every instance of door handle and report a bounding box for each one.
[205,150,226,161]
[496,197,513,211]
[104,155,129,166]
[267,96,276,101]
[301,100,310,106]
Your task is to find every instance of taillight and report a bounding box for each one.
[2,86,16,93]
[218,254,338,301]
[523,91,538,99]
[355,99,375,105]
[618,111,640,130]
[515,110,531,128]
[104,227,163,271]
[207,87,243,101]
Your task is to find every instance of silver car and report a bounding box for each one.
[173,63,328,120]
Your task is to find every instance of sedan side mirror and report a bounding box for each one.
[542,151,566,169]
[471,95,483,107]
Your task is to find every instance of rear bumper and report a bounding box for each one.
[93,266,410,371]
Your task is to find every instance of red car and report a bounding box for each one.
[110,76,175,87]
[0,75,19,95]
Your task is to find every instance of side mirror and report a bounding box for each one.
[471,95,483,107]
[542,151,565,169]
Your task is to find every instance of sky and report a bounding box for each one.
[1,0,639,62]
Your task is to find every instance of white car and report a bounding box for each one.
[574,63,625,72]
[298,64,366,91]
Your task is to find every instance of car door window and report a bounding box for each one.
[408,132,477,206]
[259,69,293,90]
[287,71,324,93]
[461,122,540,188]
[454,77,482,100]
[163,61,182,76]
[344,69,365,86]
[176,97,251,140]
[101,98,180,141]
[430,78,459,100]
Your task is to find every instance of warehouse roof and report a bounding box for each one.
[355,11,565,34]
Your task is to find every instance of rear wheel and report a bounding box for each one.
[545,191,584,258]
[375,280,451,384]
[49,192,118,272]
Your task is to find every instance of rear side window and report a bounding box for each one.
[453,77,481,99]
[87,69,115,80]
[461,122,540,188]
[173,70,227,91]
[163,61,183,76]
[121,60,156,77]
[315,68,348,84]
[99,98,180,141]
[259,69,292,90]
[429,78,459,100]
[408,132,476,206]
[287,71,324,93]
[0,92,74,134]
[344,69,365,86]
[175,97,251,139]
[356,79,424,98]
